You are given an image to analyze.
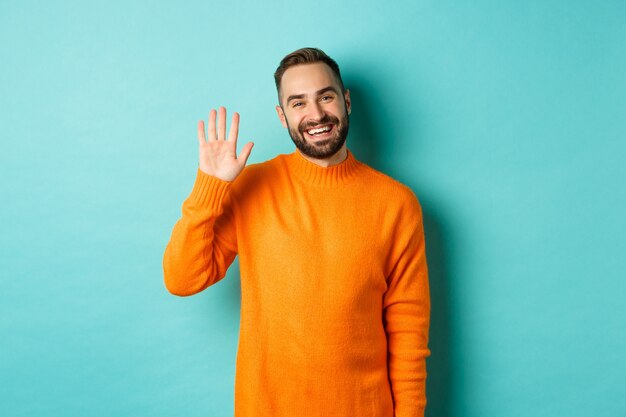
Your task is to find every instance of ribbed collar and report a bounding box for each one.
[285,147,362,186]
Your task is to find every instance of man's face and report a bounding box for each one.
[276,62,351,159]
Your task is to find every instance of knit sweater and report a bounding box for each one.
[163,148,431,417]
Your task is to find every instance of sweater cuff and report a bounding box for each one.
[187,168,232,212]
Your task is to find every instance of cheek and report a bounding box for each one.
[288,115,304,129]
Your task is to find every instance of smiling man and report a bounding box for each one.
[163,47,431,417]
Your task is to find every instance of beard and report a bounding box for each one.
[285,105,350,159]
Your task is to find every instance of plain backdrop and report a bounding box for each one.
[1,1,624,416]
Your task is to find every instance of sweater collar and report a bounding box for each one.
[286,147,361,186]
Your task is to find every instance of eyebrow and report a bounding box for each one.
[286,86,340,104]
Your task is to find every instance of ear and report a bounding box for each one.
[344,89,351,115]
[276,105,288,129]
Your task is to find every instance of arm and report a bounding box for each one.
[162,169,238,296]
[162,106,254,296]
[383,194,431,417]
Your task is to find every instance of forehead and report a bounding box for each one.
[280,62,340,96]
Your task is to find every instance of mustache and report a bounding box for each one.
[300,114,339,130]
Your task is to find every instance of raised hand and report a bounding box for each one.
[197,106,254,182]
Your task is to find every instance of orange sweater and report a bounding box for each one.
[163,148,431,417]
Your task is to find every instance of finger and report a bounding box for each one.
[217,106,226,140]
[238,141,254,166]
[197,120,206,145]
[208,109,217,141]
[228,112,240,143]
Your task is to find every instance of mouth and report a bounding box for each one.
[303,124,335,140]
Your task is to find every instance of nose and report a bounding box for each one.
[309,101,325,122]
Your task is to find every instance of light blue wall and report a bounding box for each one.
[1,1,624,416]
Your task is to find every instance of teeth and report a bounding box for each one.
[307,125,331,135]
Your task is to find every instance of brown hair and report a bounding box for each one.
[274,47,345,105]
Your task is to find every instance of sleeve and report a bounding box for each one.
[162,168,239,296]
[382,193,431,417]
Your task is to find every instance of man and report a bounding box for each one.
[163,47,431,417]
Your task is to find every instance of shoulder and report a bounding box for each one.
[357,160,423,216]
[240,153,286,176]
[239,155,280,177]
[354,163,428,254]
[228,153,286,195]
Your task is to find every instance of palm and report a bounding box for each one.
[197,107,254,182]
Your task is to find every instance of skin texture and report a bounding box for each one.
[197,61,352,181]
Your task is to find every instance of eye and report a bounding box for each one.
[321,95,333,101]
[292,102,303,108]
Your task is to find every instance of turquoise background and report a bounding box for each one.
[1,1,624,416]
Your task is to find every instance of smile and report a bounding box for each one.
[305,124,334,138]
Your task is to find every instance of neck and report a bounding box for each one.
[297,144,348,167]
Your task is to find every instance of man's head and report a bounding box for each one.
[274,47,351,160]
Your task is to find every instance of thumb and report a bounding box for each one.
[238,141,254,166]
